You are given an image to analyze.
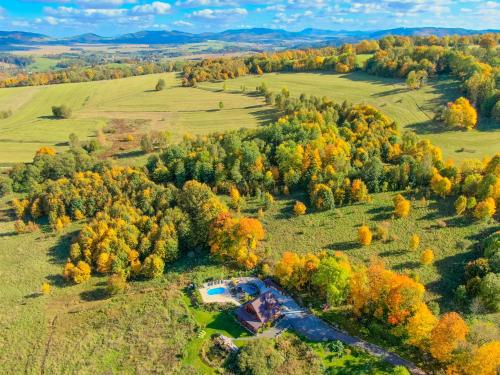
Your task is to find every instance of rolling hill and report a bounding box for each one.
[1,27,498,47]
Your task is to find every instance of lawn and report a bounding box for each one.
[199,71,500,162]
[244,191,499,312]
[0,72,275,165]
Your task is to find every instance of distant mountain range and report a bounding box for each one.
[0,27,498,48]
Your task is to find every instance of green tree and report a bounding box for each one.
[155,78,166,91]
[312,256,351,306]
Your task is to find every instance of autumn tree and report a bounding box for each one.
[409,234,420,251]
[405,302,437,350]
[142,254,164,278]
[454,195,467,215]
[358,225,372,246]
[230,186,244,211]
[443,97,477,130]
[394,194,410,218]
[463,340,500,375]
[209,213,264,270]
[310,183,335,210]
[431,172,452,197]
[429,312,468,361]
[421,249,434,265]
[474,197,496,220]
[293,201,307,216]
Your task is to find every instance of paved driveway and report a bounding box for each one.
[280,312,425,375]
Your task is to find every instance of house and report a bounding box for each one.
[235,291,282,333]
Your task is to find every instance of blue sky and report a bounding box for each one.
[0,0,498,37]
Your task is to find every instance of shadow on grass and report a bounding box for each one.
[427,225,498,311]
[48,229,79,265]
[326,241,359,251]
[393,261,420,271]
[80,287,109,301]
[114,150,145,159]
[379,249,407,257]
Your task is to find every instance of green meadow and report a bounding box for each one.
[0,72,274,165]
[200,71,500,162]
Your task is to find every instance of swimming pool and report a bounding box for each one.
[207,287,226,296]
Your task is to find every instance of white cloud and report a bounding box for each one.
[173,20,194,27]
[190,7,248,19]
[132,1,171,15]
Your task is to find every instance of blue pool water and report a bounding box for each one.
[207,287,226,295]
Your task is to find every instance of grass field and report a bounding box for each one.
[244,191,499,313]
[200,71,500,162]
[0,72,275,165]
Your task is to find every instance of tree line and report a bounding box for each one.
[0,60,183,88]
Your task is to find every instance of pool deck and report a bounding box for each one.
[198,277,266,305]
[198,280,240,305]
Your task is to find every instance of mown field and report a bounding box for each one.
[0,72,275,165]
[200,71,500,162]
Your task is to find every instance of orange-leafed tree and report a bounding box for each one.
[429,312,468,361]
[209,213,264,270]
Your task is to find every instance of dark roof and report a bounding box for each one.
[236,291,281,332]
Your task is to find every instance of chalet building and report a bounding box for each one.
[235,291,281,333]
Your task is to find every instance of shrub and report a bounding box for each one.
[421,249,434,265]
[375,221,390,242]
[107,274,128,295]
[293,201,307,216]
[52,105,72,119]
[41,282,51,295]
[409,234,420,251]
[14,220,39,234]
[465,258,490,280]
[358,225,372,246]
[218,101,224,110]
[140,133,154,153]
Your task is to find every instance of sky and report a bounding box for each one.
[0,0,498,37]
